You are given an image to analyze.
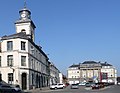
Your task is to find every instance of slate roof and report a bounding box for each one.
[82,61,97,64]
[69,64,80,68]
[1,32,28,40]
[68,61,113,69]
[101,62,112,66]
[1,32,48,59]
[69,64,79,68]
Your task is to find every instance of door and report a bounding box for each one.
[21,73,27,90]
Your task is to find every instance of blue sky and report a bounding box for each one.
[0,0,120,75]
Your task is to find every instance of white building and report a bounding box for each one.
[0,6,51,90]
[101,62,117,84]
[67,64,80,84]
[59,73,64,84]
[67,61,117,84]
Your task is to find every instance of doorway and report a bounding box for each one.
[21,73,27,90]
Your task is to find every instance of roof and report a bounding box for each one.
[1,32,28,40]
[19,7,31,14]
[101,62,112,66]
[68,61,114,70]
[1,32,48,59]
[82,61,97,64]
[69,64,79,68]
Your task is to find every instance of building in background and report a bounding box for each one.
[49,62,60,85]
[67,64,80,84]
[0,5,61,90]
[67,61,117,84]
[101,62,117,84]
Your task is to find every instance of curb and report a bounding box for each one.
[23,87,50,93]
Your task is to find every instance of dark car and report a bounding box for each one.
[92,82,105,89]
[85,82,91,87]
[65,83,69,86]
[85,82,96,87]
[0,84,22,93]
[71,84,79,89]
[92,83,100,89]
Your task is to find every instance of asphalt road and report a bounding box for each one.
[24,85,120,93]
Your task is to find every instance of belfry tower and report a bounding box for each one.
[15,1,36,42]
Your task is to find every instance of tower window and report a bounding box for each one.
[21,29,26,34]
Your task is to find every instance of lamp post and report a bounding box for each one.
[10,65,15,72]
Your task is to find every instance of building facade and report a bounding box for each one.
[0,6,60,90]
[49,62,60,85]
[67,64,80,84]
[67,61,117,84]
[101,62,117,84]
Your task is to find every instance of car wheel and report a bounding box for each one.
[55,87,57,90]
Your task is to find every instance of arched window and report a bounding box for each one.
[21,29,26,34]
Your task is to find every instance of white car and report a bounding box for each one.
[78,82,86,86]
[118,82,120,85]
[50,83,65,89]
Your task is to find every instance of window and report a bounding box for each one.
[7,55,13,66]
[102,73,107,79]
[21,29,26,33]
[31,46,34,55]
[7,41,13,51]
[0,74,2,82]
[0,42,1,52]
[0,56,1,67]
[21,56,26,66]
[32,73,34,85]
[8,73,13,84]
[21,41,26,50]
[31,59,33,69]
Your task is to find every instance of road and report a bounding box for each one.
[24,85,120,93]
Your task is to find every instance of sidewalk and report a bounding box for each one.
[23,87,50,93]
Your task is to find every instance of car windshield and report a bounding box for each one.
[58,84,63,85]
[72,84,78,85]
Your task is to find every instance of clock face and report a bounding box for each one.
[21,13,26,18]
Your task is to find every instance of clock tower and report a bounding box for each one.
[15,5,36,42]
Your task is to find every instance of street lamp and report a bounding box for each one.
[10,65,15,73]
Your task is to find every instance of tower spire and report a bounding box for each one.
[24,0,27,8]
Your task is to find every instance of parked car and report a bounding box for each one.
[92,83,100,89]
[12,84,21,92]
[0,84,21,93]
[118,82,120,85]
[85,82,95,87]
[50,83,65,89]
[78,82,86,86]
[65,83,69,86]
[85,82,91,87]
[71,84,79,89]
